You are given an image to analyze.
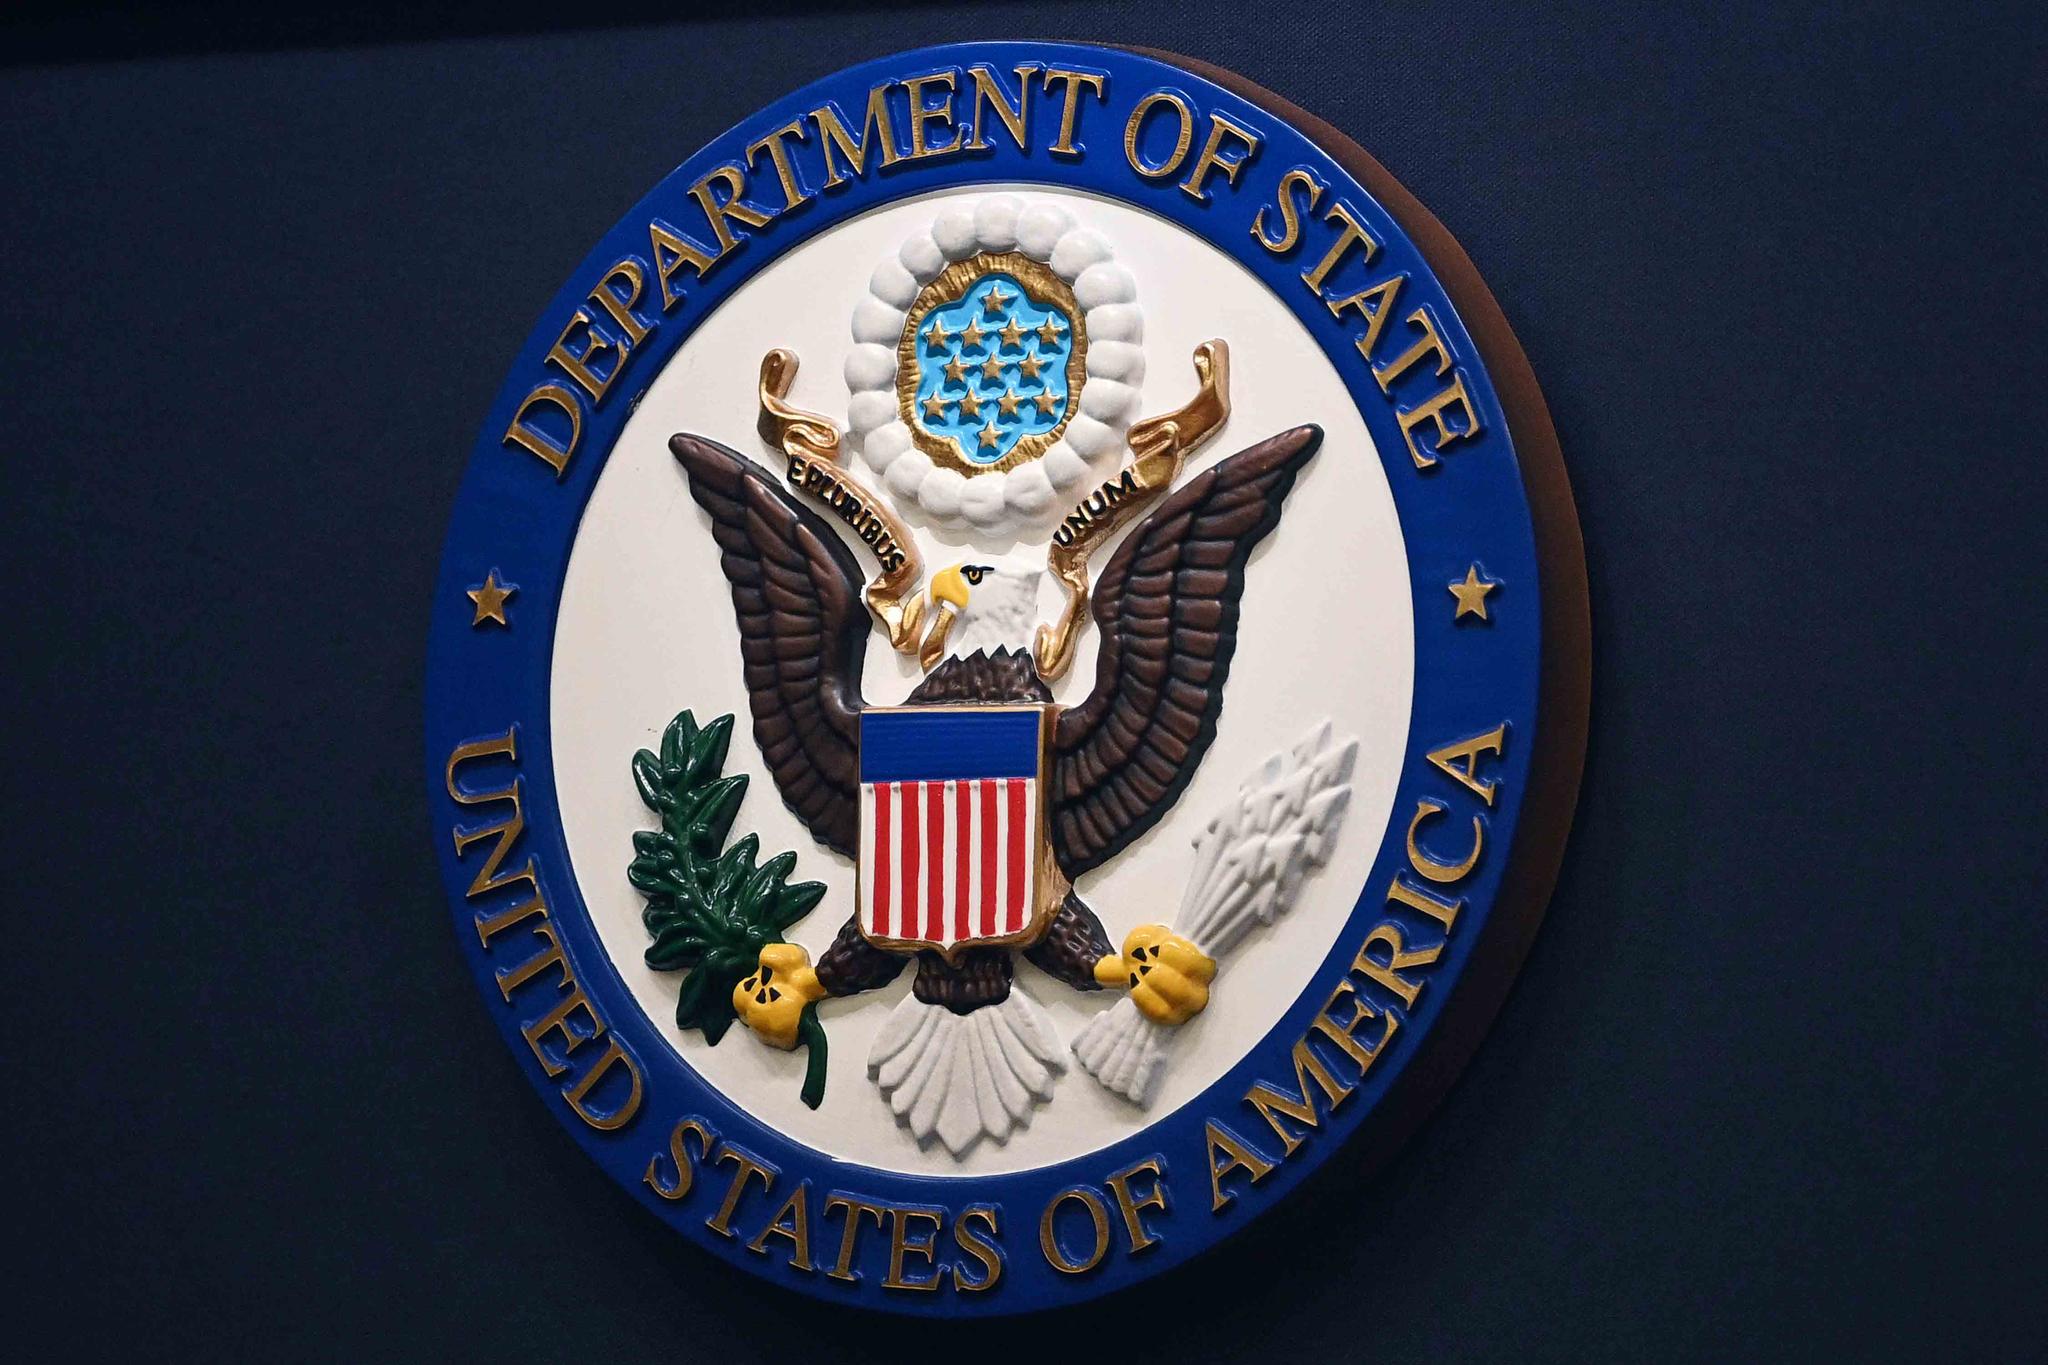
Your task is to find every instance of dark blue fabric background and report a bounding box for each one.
[5,2,2041,1358]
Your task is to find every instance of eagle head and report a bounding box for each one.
[920,556,1044,668]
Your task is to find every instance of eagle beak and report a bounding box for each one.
[919,567,968,671]
[930,564,971,610]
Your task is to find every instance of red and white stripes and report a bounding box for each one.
[860,777,1035,950]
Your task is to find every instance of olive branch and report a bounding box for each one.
[628,710,830,1107]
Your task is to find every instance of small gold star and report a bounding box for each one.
[1017,351,1046,381]
[959,318,986,350]
[468,570,515,627]
[943,354,968,383]
[1033,390,1059,416]
[998,316,1026,347]
[925,318,951,349]
[957,390,983,419]
[983,283,1012,314]
[1036,318,1062,346]
[997,388,1022,416]
[977,421,1001,450]
[922,394,949,421]
[1449,565,1499,622]
[981,356,1007,382]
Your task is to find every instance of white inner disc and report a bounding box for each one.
[550,186,1415,1176]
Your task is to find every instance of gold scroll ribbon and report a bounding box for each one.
[1033,340,1233,681]
[756,349,929,655]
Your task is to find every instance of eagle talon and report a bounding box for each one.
[733,943,827,1049]
[1094,925,1214,1026]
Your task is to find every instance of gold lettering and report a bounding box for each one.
[705,1144,776,1238]
[1104,1157,1168,1253]
[1244,1035,1352,1155]
[811,86,904,187]
[446,730,536,900]
[824,1193,889,1282]
[1326,275,1405,362]
[545,309,618,403]
[647,218,718,310]
[688,164,774,255]
[493,918,567,997]
[1428,724,1508,805]
[746,119,811,211]
[1124,90,1194,179]
[644,1116,716,1201]
[519,983,601,1078]
[473,894,546,949]
[561,1035,643,1131]
[1353,921,1442,1009]
[966,63,1038,151]
[1252,166,1325,252]
[1398,372,1482,469]
[1310,977,1398,1072]
[1406,798,1483,883]
[953,1205,1004,1291]
[1182,111,1260,202]
[1374,305,1452,390]
[1042,67,1106,157]
[884,1207,945,1290]
[444,726,642,1132]
[501,383,581,476]
[587,259,650,345]
[904,71,963,159]
[1302,200,1378,294]
[1039,1186,1111,1273]
[1205,1119,1276,1211]
[747,1180,814,1271]
[1387,871,1463,929]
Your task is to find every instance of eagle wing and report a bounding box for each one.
[670,434,866,857]
[1050,424,1324,879]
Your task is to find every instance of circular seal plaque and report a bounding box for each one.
[428,41,1587,1314]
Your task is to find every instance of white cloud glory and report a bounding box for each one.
[843,194,1144,534]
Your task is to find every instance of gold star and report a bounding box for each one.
[983,283,1012,314]
[998,316,1026,347]
[468,570,515,627]
[977,421,1001,450]
[1017,351,1045,381]
[925,318,951,350]
[957,390,983,419]
[1033,390,1059,416]
[921,394,949,421]
[959,318,986,350]
[1036,318,1062,346]
[997,388,1022,417]
[1449,565,1499,622]
[943,354,968,383]
[981,356,1007,382]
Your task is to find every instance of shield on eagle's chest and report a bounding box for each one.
[857,705,1055,956]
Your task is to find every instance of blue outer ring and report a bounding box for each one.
[427,41,1543,1315]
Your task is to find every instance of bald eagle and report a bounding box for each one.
[668,424,1321,1145]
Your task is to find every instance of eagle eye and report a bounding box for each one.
[963,566,987,586]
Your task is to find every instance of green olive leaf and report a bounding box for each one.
[626,709,831,1102]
